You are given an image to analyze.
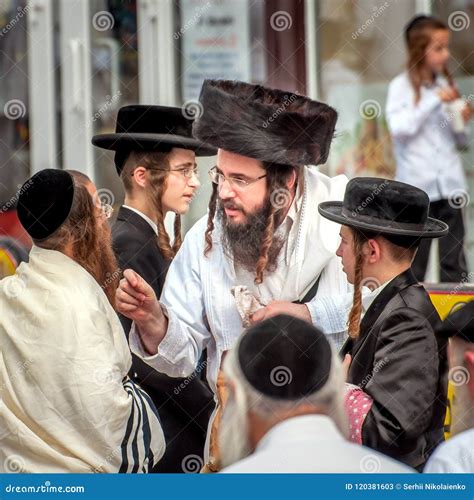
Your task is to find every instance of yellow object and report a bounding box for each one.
[427,285,474,439]
[0,248,17,278]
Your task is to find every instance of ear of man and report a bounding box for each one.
[464,350,474,400]
[365,238,382,265]
[130,165,148,190]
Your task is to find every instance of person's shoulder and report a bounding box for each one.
[390,71,410,85]
[437,429,474,454]
[187,214,209,235]
[350,443,414,473]
[180,214,212,251]
[112,216,156,249]
[304,167,348,202]
[425,429,474,472]
[389,71,410,90]
[396,282,439,323]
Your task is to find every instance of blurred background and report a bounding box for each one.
[0,0,473,279]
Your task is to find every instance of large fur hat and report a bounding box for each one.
[192,80,337,166]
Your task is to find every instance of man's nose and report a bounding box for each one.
[218,178,235,199]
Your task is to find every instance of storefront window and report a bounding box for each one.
[0,0,30,212]
[90,0,139,207]
[318,0,417,179]
[175,0,307,229]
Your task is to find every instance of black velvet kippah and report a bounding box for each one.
[17,169,75,241]
[237,315,332,399]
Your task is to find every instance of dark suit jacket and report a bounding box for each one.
[341,269,448,470]
[112,206,213,472]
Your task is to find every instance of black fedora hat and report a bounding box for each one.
[92,105,217,173]
[318,177,448,238]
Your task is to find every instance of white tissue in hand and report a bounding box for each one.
[231,286,265,327]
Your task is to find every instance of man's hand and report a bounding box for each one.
[250,301,312,325]
[116,269,168,355]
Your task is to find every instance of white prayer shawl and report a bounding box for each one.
[0,246,165,473]
[131,167,350,393]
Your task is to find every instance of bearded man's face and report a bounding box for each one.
[216,150,284,272]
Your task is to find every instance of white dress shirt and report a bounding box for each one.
[424,429,474,473]
[221,415,414,473]
[386,72,467,201]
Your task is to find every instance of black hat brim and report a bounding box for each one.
[92,133,217,157]
[318,201,449,238]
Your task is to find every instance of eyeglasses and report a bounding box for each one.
[145,165,199,179]
[208,166,267,190]
[100,203,114,219]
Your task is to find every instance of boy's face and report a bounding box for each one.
[336,225,357,284]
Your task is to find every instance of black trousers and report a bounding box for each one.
[412,199,468,283]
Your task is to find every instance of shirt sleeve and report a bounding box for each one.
[386,76,442,139]
[306,292,352,348]
[129,225,211,379]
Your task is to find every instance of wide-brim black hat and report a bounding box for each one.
[437,301,474,343]
[193,79,337,166]
[92,105,217,173]
[318,177,448,238]
[17,169,75,241]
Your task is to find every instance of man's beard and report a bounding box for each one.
[218,385,252,469]
[218,200,284,273]
[74,221,120,307]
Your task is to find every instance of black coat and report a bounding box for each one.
[341,269,448,470]
[112,206,213,472]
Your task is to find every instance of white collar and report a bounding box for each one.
[361,277,393,315]
[122,205,158,235]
